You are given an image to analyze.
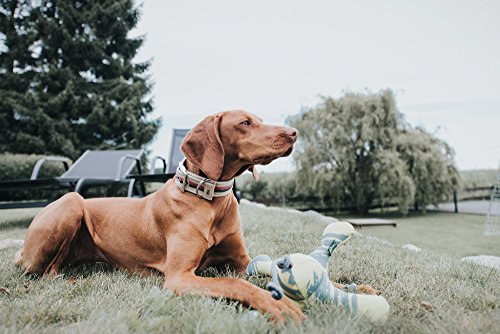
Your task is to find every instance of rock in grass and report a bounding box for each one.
[402,244,422,252]
[461,255,500,270]
[0,239,24,250]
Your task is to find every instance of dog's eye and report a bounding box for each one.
[241,120,251,126]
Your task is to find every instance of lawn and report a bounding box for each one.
[1,202,499,333]
[334,212,500,258]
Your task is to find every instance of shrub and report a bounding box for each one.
[0,153,71,201]
[0,153,69,181]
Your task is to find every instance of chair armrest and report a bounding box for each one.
[148,156,167,174]
[30,157,71,180]
[115,155,143,181]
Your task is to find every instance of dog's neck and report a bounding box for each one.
[185,157,246,182]
[185,160,208,178]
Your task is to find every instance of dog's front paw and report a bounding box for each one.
[254,291,305,326]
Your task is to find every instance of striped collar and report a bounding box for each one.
[175,159,234,201]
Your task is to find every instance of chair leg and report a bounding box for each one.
[74,178,88,196]
[139,181,146,196]
[127,179,136,197]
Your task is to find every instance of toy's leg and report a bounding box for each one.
[313,275,389,324]
[309,222,354,269]
[246,254,273,276]
[246,255,289,300]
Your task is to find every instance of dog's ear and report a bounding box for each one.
[181,114,225,180]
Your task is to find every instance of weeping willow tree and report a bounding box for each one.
[287,90,459,214]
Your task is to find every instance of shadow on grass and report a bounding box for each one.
[10,263,118,282]
[60,262,118,278]
[60,262,164,280]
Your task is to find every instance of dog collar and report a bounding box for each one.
[175,159,234,201]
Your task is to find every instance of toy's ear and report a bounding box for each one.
[181,114,225,180]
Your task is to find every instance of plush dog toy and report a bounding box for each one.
[246,222,390,324]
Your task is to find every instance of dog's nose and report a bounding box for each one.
[284,127,298,139]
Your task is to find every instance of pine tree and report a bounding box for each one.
[0,0,41,152]
[0,0,160,159]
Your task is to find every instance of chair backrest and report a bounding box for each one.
[167,129,189,174]
[59,149,143,180]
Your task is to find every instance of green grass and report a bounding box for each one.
[0,208,40,241]
[334,212,500,258]
[1,203,499,333]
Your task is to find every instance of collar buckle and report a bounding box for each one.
[175,158,232,201]
[177,169,188,192]
[200,181,215,200]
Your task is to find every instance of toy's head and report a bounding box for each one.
[274,253,326,301]
[246,222,390,324]
[246,222,355,301]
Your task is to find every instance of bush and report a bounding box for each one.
[0,153,71,201]
[238,173,293,202]
[460,169,497,190]
[0,153,69,181]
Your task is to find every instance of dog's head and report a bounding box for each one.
[181,110,298,181]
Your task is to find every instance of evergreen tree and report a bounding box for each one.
[0,0,159,159]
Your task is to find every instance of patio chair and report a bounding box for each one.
[0,149,144,209]
[125,129,189,188]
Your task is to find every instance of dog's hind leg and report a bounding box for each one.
[19,192,88,275]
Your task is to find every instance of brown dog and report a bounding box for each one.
[14,110,304,323]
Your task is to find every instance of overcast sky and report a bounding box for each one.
[133,0,500,172]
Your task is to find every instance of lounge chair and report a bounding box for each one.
[126,129,189,188]
[0,149,143,209]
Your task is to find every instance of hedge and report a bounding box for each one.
[0,153,140,201]
[0,153,71,201]
[0,153,69,181]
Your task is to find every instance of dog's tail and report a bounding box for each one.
[0,239,24,266]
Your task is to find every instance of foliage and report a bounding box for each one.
[0,153,68,181]
[0,0,160,159]
[458,169,497,201]
[287,90,459,214]
[396,128,459,210]
[460,169,497,189]
[0,153,70,201]
[243,178,268,200]
[0,153,128,201]
[238,172,299,205]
